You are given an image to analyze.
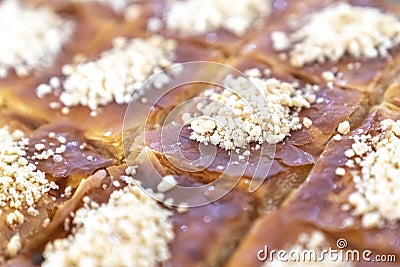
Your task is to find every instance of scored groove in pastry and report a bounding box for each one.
[0,0,74,78]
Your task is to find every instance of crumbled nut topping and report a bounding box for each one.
[345,120,400,228]
[157,175,178,193]
[162,0,271,36]
[265,231,349,266]
[37,36,178,111]
[337,121,350,135]
[30,133,68,162]
[303,117,313,129]
[271,31,290,51]
[0,127,58,260]
[272,2,400,67]
[42,218,51,228]
[322,71,335,82]
[189,70,318,150]
[6,234,21,257]
[335,167,346,177]
[0,0,74,78]
[43,184,174,267]
[6,210,25,229]
[177,202,189,214]
[333,134,342,141]
[0,127,58,214]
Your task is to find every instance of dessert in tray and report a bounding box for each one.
[2,0,400,266]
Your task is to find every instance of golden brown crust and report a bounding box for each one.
[0,119,113,263]
[142,57,369,210]
[25,121,113,188]
[4,33,223,160]
[278,103,400,257]
[243,0,400,102]
[227,209,399,267]
[2,0,400,266]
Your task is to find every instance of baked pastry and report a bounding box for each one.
[0,115,111,264]
[227,102,400,266]
[142,0,289,53]
[243,0,400,102]
[2,0,400,266]
[227,209,398,267]
[140,56,368,211]
[273,103,400,256]
[4,16,223,159]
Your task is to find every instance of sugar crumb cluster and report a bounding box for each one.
[188,70,318,150]
[341,119,400,228]
[42,183,174,267]
[36,36,178,111]
[158,0,271,36]
[0,127,58,216]
[0,0,74,78]
[0,127,58,259]
[272,2,400,67]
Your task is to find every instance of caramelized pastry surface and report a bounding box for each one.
[3,0,400,266]
[279,103,400,257]
[243,0,400,101]
[141,58,368,209]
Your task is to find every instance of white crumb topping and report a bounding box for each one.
[271,31,290,51]
[5,234,21,257]
[189,70,317,150]
[345,120,400,228]
[163,0,272,36]
[157,175,178,193]
[272,2,400,67]
[302,117,313,129]
[30,133,69,162]
[42,184,174,267]
[337,121,350,135]
[335,167,346,177]
[37,36,178,111]
[333,134,342,141]
[321,71,335,82]
[0,126,58,259]
[265,231,352,266]
[6,210,25,229]
[177,202,189,214]
[0,0,74,78]
[0,127,58,214]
